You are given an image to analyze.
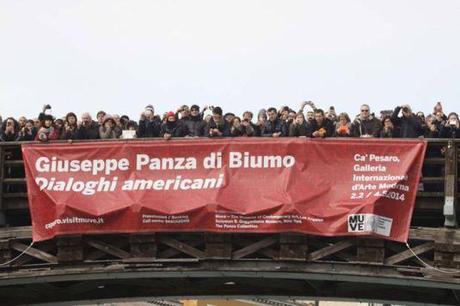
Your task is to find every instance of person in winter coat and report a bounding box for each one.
[307,109,335,138]
[183,105,206,137]
[391,105,423,138]
[423,115,439,138]
[62,112,79,140]
[138,105,161,138]
[206,107,231,137]
[0,117,20,141]
[99,115,119,139]
[379,115,395,138]
[351,104,381,137]
[334,113,352,137]
[289,113,309,137]
[160,112,185,139]
[439,112,460,138]
[35,115,60,142]
[18,119,37,141]
[262,107,282,137]
[76,113,100,140]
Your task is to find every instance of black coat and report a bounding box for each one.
[439,125,460,138]
[289,122,309,137]
[307,118,335,137]
[262,119,282,137]
[138,118,161,138]
[182,116,207,137]
[160,122,185,137]
[206,118,231,137]
[76,121,100,140]
[391,107,423,138]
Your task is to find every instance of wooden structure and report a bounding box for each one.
[0,139,458,305]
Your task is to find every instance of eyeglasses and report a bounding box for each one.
[361,109,369,112]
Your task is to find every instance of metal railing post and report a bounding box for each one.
[444,139,458,227]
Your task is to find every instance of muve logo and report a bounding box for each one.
[347,214,393,237]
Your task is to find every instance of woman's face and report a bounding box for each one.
[384,119,393,128]
[339,116,347,125]
[105,120,114,128]
[68,116,76,125]
[426,117,434,125]
[44,119,52,128]
[233,118,241,127]
[448,114,458,123]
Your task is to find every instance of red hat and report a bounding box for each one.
[167,111,175,118]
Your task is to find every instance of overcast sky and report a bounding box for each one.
[1,0,460,120]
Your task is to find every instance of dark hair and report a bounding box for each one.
[65,112,77,122]
[315,109,324,116]
[267,107,277,113]
[382,115,393,124]
[212,106,223,116]
[242,111,253,118]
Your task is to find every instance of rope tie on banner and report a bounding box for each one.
[405,242,460,274]
[0,241,34,267]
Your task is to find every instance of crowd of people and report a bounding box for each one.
[1,101,459,142]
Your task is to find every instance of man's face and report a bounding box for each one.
[212,113,222,123]
[167,116,176,123]
[360,107,370,119]
[306,111,314,121]
[81,115,91,126]
[181,107,190,118]
[243,113,253,121]
[315,112,324,123]
[268,111,277,122]
[97,113,105,123]
[144,110,154,120]
[190,108,199,117]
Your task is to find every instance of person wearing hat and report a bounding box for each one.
[35,114,59,142]
[183,104,206,137]
[99,115,119,139]
[160,111,185,140]
[138,104,161,138]
[206,106,231,137]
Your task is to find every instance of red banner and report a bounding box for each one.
[22,138,426,242]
